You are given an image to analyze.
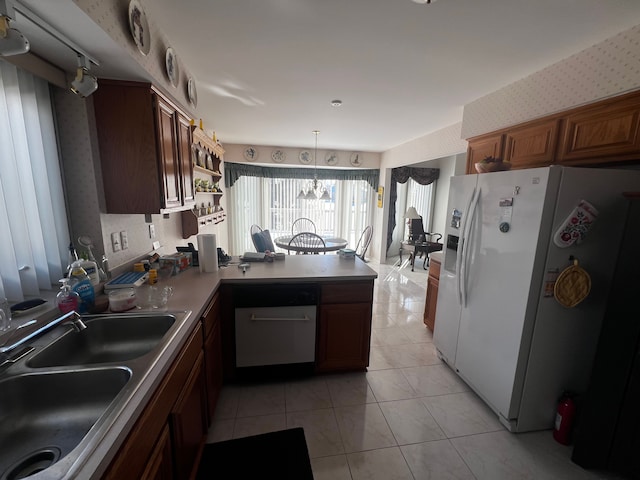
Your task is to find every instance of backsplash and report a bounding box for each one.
[462,24,640,139]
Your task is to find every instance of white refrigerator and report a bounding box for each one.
[433,165,640,432]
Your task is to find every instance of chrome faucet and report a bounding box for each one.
[0,310,87,355]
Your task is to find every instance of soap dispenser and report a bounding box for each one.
[56,278,80,314]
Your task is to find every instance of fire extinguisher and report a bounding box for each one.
[553,391,576,445]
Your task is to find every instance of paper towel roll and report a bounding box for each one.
[197,234,218,273]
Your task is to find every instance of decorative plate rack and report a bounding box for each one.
[181,127,226,239]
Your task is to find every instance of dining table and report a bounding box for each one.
[274,235,348,254]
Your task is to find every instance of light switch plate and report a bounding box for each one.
[120,231,128,250]
[149,224,156,239]
[111,232,121,252]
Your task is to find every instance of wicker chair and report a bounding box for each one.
[287,232,326,255]
[291,217,316,235]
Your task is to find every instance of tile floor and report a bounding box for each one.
[206,258,621,480]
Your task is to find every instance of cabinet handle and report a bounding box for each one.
[250,314,311,322]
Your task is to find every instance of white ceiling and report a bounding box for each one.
[7,0,640,152]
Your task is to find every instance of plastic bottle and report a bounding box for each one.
[79,258,100,286]
[68,260,95,313]
[65,242,78,278]
[56,278,80,314]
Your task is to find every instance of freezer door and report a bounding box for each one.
[454,168,554,421]
[433,174,477,366]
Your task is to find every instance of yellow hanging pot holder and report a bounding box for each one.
[554,259,591,308]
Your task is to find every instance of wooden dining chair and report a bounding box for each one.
[292,217,316,235]
[288,232,326,255]
[355,225,373,261]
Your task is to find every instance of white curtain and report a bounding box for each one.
[0,62,69,302]
[228,176,375,255]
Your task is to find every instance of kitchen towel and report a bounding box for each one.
[197,234,218,272]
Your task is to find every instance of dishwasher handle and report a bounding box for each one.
[250,313,312,322]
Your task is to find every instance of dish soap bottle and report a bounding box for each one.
[56,278,80,314]
[68,260,95,313]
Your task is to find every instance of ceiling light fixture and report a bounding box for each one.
[297,130,331,201]
[0,0,29,56]
[411,0,437,3]
[70,54,98,98]
[331,99,342,107]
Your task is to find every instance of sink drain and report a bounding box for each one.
[3,447,61,480]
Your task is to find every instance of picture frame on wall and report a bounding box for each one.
[377,186,384,208]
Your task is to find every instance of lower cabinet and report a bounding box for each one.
[424,257,441,332]
[102,323,206,480]
[202,292,223,423]
[316,281,373,373]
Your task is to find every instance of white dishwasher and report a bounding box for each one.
[233,284,317,371]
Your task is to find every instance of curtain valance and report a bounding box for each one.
[225,162,380,190]
[387,167,440,252]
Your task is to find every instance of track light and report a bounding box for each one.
[70,54,98,98]
[0,0,29,56]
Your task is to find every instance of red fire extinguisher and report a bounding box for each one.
[553,391,576,445]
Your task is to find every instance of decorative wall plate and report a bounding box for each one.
[243,146,258,161]
[187,77,197,108]
[325,151,339,166]
[350,152,362,167]
[128,0,151,56]
[299,150,312,165]
[165,47,179,87]
[271,149,286,163]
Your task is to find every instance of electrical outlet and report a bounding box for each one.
[149,224,156,239]
[111,232,121,252]
[120,231,128,250]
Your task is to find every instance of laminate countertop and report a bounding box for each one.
[22,255,377,479]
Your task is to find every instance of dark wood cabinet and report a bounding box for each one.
[316,281,373,373]
[202,292,223,423]
[170,351,207,480]
[140,424,173,480]
[424,256,441,332]
[92,79,195,214]
[103,323,205,480]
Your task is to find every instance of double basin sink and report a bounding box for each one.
[0,310,191,480]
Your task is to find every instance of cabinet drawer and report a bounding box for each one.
[201,291,220,338]
[320,281,373,304]
[428,259,441,279]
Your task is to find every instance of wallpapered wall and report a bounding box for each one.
[462,24,640,139]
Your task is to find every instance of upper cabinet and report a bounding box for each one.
[466,89,640,173]
[92,80,195,214]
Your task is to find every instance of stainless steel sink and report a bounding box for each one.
[0,368,130,480]
[27,314,176,368]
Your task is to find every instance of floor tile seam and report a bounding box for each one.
[346,445,417,479]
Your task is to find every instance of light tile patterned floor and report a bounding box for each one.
[206,259,620,480]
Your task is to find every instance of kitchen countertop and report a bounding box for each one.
[26,254,377,479]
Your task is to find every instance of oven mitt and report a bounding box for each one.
[553,200,598,248]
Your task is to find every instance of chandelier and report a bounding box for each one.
[297,130,331,200]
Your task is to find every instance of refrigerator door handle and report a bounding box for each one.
[457,187,476,305]
[461,187,481,307]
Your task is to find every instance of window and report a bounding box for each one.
[228,176,375,254]
[0,62,69,302]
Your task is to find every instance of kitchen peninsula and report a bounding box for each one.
[12,255,377,480]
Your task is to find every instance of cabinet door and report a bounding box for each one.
[204,321,223,423]
[558,95,640,164]
[140,424,173,480]
[177,114,195,207]
[316,303,372,372]
[170,351,207,480]
[155,97,182,210]
[424,275,439,332]
[466,133,504,173]
[504,119,560,169]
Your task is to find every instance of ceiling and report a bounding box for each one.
[6,0,640,152]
